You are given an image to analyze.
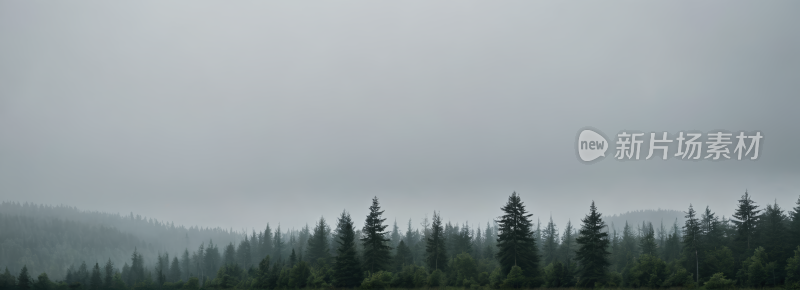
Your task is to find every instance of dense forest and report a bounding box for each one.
[1,191,799,290]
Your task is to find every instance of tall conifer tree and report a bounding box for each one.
[361,196,392,273]
[496,192,540,280]
[575,201,611,287]
[333,211,362,287]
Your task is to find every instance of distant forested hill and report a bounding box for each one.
[605,209,686,233]
[0,202,241,279]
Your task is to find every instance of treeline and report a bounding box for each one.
[0,202,242,278]
[3,191,800,290]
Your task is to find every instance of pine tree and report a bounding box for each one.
[17,266,31,290]
[542,216,560,265]
[640,222,657,256]
[223,242,236,266]
[0,267,15,290]
[130,248,144,285]
[426,211,448,271]
[732,191,761,254]
[180,249,191,281]
[496,192,540,280]
[206,240,222,277]
[306,216,331,266]
[289,249,297,268]
[237,235,252,269]
[759,201,788,270]
[790,197,800,249]
[394,240,413,271]
[683,204,701,284]
[662,220,682,262]
[333,210,362,287]
[620,221,638,263]
[170,257,181,283]
[575,201,611,287]
[273,226,284,262]
[391,220,402,250]
[90,263,102,290]
[559,220,576,266]
[263,224,274,264]
[361,196,392,273]
[103,259,114,288]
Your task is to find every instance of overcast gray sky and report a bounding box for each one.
[1,1,799,232]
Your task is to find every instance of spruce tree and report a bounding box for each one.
[0,267,15,290]
[732,191,761,254]
[426,211,448,271]
[104,259,114,288]
[394,240,413,271]
[391,220,402,250]
[289,249,297,268]
[333,210,362,287]
[223,242,236,266]
[559,220,576,266]
[575,201,611,287]
[640,222,657,257]
[180,249,191,281]
[273,227,284,262]
[790,197,800,248]
[543,216,560,265]
[683,204,701,284]
[263,224,274,264]
[306,216,331,266]
[170,257,181,283]
[90,263,102,290]
[496,192,540,280]
[17,266,31,290]
[361,196,392,273]
[237,236,252,269]
[759,201,788,269]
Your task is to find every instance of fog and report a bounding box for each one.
[1,1,799,231]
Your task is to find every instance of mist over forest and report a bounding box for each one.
[1,191,798,290]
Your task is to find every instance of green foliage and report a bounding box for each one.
[427,269,444,287]
[704,272,735,289]
[703,246,735,282]
[451,252,478,286]
[737,246,778,287]
[306,260,333,289]
[787,246,800,286]
[34,273,52,290]
[289,262,311,288]
[488,267,503,288]
[181,277,198,290]
[575,201,611,287]
[359,271,392,290]
[661,267,695,288]
[628,254,667,288]
[500,265,525,288]
[390,264,425,288]
[543,261,574,287]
